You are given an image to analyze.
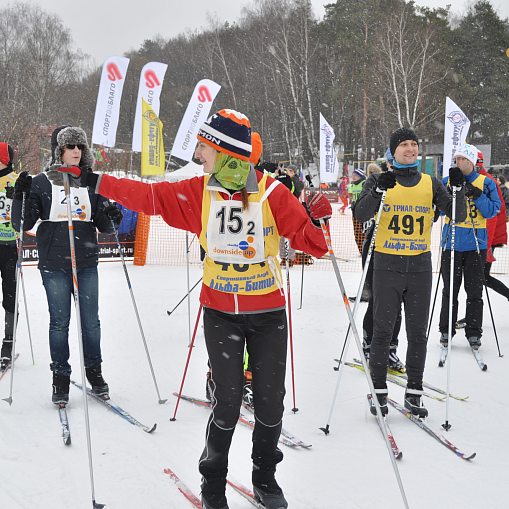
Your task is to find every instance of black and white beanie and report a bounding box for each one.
[50,126,95,169]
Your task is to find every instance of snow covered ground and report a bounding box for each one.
[1,261,508,509]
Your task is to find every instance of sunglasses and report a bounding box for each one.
[65,144,85,151]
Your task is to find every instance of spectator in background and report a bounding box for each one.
[367,163,381,177]
[348,168,367,254]
[497,175,509,221]
[284,165,304,200]
[338,175,350,214]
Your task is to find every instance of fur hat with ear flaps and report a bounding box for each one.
[51,126,95,169]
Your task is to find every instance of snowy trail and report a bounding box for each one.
[1,261,508,508]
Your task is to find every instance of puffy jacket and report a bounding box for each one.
[11,172,114,270]
[440,170,501,252]
[96,168,328,314]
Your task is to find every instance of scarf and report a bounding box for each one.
[213,153,251,191]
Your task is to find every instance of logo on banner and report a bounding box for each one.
[447,111,468,126]
[143,109,159,125]
[107,63,123,81]
[320,123,334,137]
[198,85,212,102]
[145,70,161,89]
[447,110,469,167]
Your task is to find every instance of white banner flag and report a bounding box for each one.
[92,56,130,148]
[319,113,338,183]
[132,62,168,152]
[171,79,222,162]
[443,97,470,178]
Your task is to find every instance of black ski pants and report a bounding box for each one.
[484,247,509,300]
[0,245,17,316]
[439,249,486,339]
[371,269,432,388]
[199,307,286,482]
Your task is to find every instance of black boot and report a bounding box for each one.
[1,336,13,369]
[404,386,428,418]
[86,364,109,397]
[52,373,70,404]
[370,384,388,417]
[201,478,229,509]
[252,465,288,509]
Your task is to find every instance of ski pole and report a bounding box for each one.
[285,239,298,413]
[308,180,409,508]
[171,303,203,421]
[186,232,192,347]
[298,252,305,310]
[167,278,202,316]
[110,212,167,404]
[14,231,35,364]
[3,193,26,406]
[62,173,104,509]
[443,188,456,432]
[331,171,392,397]
[466,199,502,357]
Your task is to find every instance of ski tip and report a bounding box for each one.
[167,311,172,316]
[463,452,476,460]
[438,361,444,367]
[145,423,157,433]
[396,452,403,460]
[482,364,488,371]
[64,437,71,446]
[319,426,330,435]
[158,399,168,404]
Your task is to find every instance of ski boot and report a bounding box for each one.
[252,465,288,509]
[455,318,466,329]
[86,364,109,397]
[404,387,428,418]
[0,336,13,371]
[369,385,388,417]
[201,478,229,509]
[467,336,482,349]
[388,347,404,372]
[52,373,70,404]
[439,333,449,347]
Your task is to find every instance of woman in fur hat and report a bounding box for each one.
[0,143,19,371]
[54,109,332,509]
[11,126,123,405]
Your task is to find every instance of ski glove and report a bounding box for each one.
[13,171,32,200]
[55,165,81,177]
[375,171,396,193]
[104,204,123,227]
[5,185,14,199]
[465,182,482,199]
[306,193,332,223]
[449,167,464,190]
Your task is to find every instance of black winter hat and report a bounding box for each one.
[390,127,419,157]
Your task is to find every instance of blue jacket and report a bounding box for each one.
[441,170,501,251]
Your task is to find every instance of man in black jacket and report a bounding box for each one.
[354,127,467,418]
[12,126,122,404]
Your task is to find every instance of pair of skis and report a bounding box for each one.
[175,392,311,449]
[164,468,265,508]
[439,344,487,371]
[58,382,157,445]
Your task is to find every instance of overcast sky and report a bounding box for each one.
[27,0,509,66]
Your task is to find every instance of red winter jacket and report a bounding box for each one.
[478,168,507,262]
[97,170,328,313]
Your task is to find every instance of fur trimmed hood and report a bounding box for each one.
[50,127,95,169]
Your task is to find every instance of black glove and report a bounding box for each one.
[375,171,396,193]
[276,173,293,192]
[104,204,123,227]
[449,167,464,190]
[465,182,482,199]
[79,168,99,189]
[14,171,32,200]
[5,185,14,200]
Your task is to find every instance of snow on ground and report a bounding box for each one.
[1,261,508,509]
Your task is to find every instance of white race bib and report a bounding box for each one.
[47,185,93,223]
[0,193,12,223]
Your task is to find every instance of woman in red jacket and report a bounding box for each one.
[59,109,331,509]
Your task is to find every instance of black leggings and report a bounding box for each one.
[0,245,17,314]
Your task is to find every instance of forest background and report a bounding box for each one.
[1,0,508,174]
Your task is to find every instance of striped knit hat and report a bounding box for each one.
[197,109,252,161]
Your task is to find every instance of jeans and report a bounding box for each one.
[41,267,102,376]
